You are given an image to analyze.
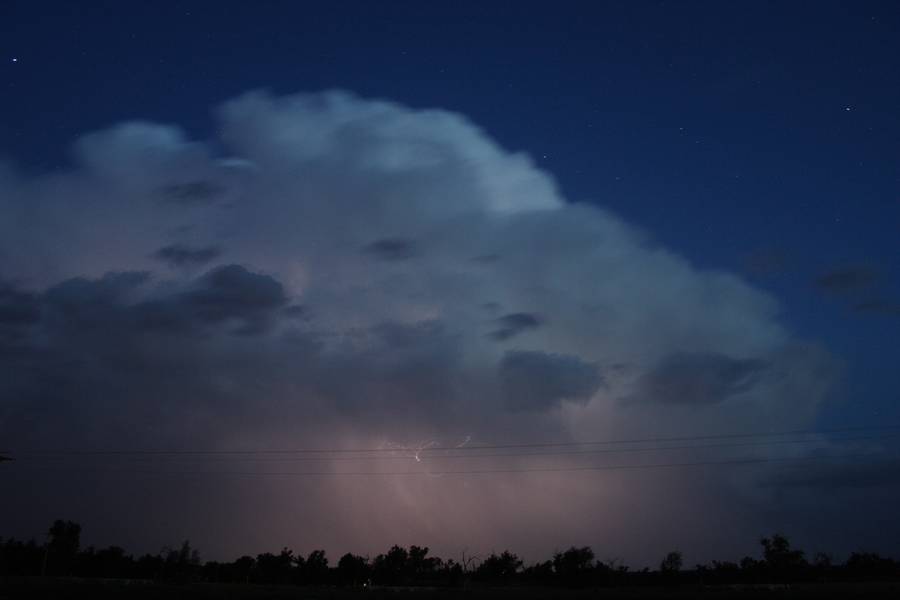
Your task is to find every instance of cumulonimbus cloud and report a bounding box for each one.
[0,90,853,563]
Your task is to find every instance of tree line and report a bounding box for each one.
[2,520,899,587]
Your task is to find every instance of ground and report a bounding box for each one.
[2,579,900,600]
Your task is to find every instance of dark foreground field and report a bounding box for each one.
[2,579,900,600]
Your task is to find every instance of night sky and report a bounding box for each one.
[1,1,899,566]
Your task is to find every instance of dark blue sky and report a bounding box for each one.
[2,0,900,561]
[4,1,897,425]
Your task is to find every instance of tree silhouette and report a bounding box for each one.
[474,551,523,582]
[846,552,897,579]
[229,555,255,583]
[3,518,900,588]
[78,545,130,578]
[553,546,595,586]
[45,520,81,576]
[407,545,440,580]
[301,549,329,584]
[373,545,408,585]
[336,552,370,586]
[255,548,293,584]
[660,550,683,574]
[760,533,806,575]
[161,540,200,582]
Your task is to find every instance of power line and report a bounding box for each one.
[9,432,896,463]
[9,424,900,457]
[5,452,893,477]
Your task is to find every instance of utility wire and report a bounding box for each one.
[8,432,897,463]
[9,424,900,457]
[4,452,893,477]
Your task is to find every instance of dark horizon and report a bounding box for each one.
[4,518,899,587]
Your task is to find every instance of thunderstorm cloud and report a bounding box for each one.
[0,90,850,563]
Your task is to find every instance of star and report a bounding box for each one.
[11,57,17,63]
